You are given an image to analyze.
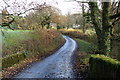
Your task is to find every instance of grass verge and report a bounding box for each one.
[73,39,96,79]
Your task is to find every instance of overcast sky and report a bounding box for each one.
[0,0,82,15]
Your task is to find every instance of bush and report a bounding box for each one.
[20,29,64,56]
[59,29,97,45]
[2,53,27,69]
[89,54,120,79]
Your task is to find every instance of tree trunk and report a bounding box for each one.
[82,4,86,33]
[88,2,111,55]
[88,2,103,53]
[101,2,111,55]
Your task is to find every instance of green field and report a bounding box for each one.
[2,30,31,57]
[3,30,31,45]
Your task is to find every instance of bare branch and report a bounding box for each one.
[110,12,120,19]
[0,16,15,30]
[3,0,10,8]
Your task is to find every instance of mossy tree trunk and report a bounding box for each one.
[101,2,111,55]
[88,2,103,53]
[88,2,111,55]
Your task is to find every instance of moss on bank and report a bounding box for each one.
[89,54,120,79]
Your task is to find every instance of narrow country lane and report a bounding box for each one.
[14,35,77,78]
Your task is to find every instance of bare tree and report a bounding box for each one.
[0,0,49,30]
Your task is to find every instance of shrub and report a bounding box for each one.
[89,54,120,79]
[20,29,64,56]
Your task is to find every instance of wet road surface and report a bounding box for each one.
[14,35,77,78]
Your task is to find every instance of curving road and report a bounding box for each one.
[14,35,77,78]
